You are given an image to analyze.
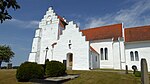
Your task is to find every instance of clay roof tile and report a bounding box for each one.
[81,23,123,41]
[125,25,150,42]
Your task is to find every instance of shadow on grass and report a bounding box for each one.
[30,79,69,84]
[29,74,79,84]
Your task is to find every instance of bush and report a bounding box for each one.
[1,66,7,69]
[45,60,66,77]
[16,62,44,82]
[134,71,141,77]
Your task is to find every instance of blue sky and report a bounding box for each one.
[0,0,150,66]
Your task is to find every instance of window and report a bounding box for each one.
[130,51,134,61]
[100,48,108,60]
[135,51,139,61]
[95,56,97,62]
[130,51,139,61]
[100,48,104,60]
[68,40,72,49]
[105,48,108,60]
[69,40,71,43]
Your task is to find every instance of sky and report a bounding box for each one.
[0,0,150,66]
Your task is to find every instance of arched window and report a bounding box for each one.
[100,48,104,60]
[130,51,134,61]
[105,48,108,60]
[135,51,139,61]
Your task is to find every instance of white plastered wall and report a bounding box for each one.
[125,41,150,71]
[28,27,41,62]
[90,50,99,69]
[90,39,114,69]
[28,7,62,64]
[53,21,90,70]
[28,53,36,62]
[113,38,126,70]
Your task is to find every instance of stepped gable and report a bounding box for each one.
[39,7,67,28]
[125,25,150,42]
[81,23,123,41]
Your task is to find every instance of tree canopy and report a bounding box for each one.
[0,0,20,23]
[0,45,14,68]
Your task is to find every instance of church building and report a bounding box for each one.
[28,7,150,71]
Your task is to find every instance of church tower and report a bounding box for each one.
[28,7,67,64]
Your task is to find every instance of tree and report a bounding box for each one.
[0,45,14,68]
[0,0,20,23]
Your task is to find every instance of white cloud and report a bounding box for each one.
[5,19,39,29]
[85,17,106,28]
[84,0,150,29]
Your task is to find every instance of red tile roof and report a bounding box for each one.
[57,16,68,28]
[90,46,99,54]
[125,25,150,42]
[81,23,123,41]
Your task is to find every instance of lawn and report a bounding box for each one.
[65,70,141,84]
[0,69,32,84]
[0,69,144,84]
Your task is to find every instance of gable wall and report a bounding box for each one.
[53,21,90,70]
[90,50,99,69]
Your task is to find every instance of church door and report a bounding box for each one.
[67,53,73,70]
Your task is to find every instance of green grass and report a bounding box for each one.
[0,69,31,84]
[0,69,147,84]
[65,70,141,84]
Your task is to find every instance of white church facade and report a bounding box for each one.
[28,7,150,71]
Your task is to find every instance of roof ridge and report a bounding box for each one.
[125,25,150,29]
[81,23,122,31]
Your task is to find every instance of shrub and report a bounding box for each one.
[16,62,44,82]
[45,60,66,77]
[1,66,7,69]
[134,71,141,77]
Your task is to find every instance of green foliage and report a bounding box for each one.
[0,45,14,68]
[134,71,141,77]
[0,0,20,23]
[45,60,66,77]
[1,66,6,69]
[0,45,14,62]
[16,62,44,82]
